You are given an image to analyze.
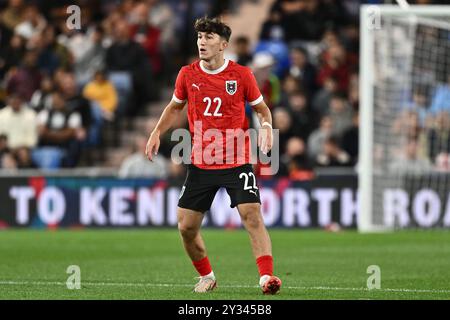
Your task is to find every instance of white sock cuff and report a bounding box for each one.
[259,274,271,287]
[203,271,215,279]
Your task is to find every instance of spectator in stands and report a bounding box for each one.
[392,110,421,138]
[42,25,71,71]
[5,49,42,101]
[251,52,280,109]
[318,29,340,57]
[101,7,123,41]
[119,134,168,178]
[0,134,8,160]
[389,139,432,174]
[29,75,54,112]
[317,42,355,93]
[280,136,313,180]
[33,91,85,169]
[233,36,253,66]
[402,85,431,128]
[53,67,69,89]
[83,69,118,146]
[348,72,359,110]
[129,2,162,77]
[318,1,352,33]
[60,72,91,131]
[279,75,301,106]
[0,33,25,78]
[0,0,25,31]
[315,135,351,167]
[328,93,353,138]
[0,93,37,153]
[56,18,91,67]
[259,7,284,41]
[413,25,445,85]
[74,25,106,86]
[14,146,35,168]
[1,151,17,170]
[106,19,153,117]
[148,0,177,83]
[428,111,450,165]
[286,90,314,140]
[83,69,118,122]
[273,107,295,155]
[312,75,338,116]
[288,46,317,96]
[429,75,450,115]
[392,110,426,151]
[390,110,429,173]
[307,115,333,161]
[341,23,360,55]
[0,21,12,58]
[14,4,46,40]
[148,0,175,42]
[277,0,324,42]
[341,111,359,166]
[0,134,21,170]
[28,32,60,76]
[311,27,341,68]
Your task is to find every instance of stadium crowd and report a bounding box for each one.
[0,0,449,180]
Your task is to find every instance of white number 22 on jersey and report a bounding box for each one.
[203,97,222,116]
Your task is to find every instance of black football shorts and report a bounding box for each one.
[178,163,261,213]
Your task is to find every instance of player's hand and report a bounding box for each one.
[145,131,160,161]
[258,124,273,155]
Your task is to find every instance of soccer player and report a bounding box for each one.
[145,17,281,294]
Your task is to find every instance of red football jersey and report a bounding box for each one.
[173,59,263,169]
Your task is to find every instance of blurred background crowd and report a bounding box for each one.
[0,0,448,180]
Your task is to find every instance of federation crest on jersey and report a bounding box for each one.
[225,80,237,95]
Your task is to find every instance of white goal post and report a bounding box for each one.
[359,5,450,232]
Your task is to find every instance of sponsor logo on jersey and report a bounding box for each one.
[225,80,237,95]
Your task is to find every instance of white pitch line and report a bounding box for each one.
[1,280,450,294]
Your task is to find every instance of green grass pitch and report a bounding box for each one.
[0,229,449,300]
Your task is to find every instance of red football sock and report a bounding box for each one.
[256,255,273,277]
[192,256,213,277]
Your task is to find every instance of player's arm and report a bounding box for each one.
[244,66,273,154]
[252,100,273,154]
[145,99,186,161]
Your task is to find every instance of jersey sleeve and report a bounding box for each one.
[172,67,187,104]
[244,67,264,106]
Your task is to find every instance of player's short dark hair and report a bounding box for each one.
[194,16,232,41]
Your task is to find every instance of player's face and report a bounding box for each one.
[197,32,227,61]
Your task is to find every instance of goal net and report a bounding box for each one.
[359,5,450,232]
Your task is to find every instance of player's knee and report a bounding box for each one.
[240,205,263,230]
[178,223,199,240]
[245,214,263,230]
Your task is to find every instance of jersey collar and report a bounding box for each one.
[199,59,229,75]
